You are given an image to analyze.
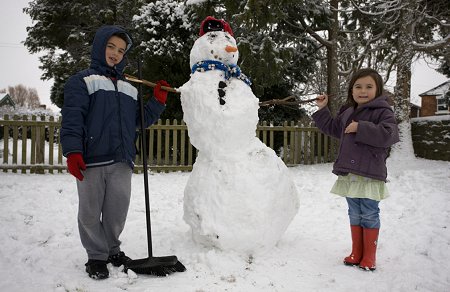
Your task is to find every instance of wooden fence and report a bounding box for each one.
[0,114,338,174]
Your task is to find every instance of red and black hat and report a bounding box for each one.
[199,16,234,37]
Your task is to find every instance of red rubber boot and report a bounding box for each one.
[359,228,379,271]
[343,225,363,266]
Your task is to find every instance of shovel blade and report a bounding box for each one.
[125,256,186,276]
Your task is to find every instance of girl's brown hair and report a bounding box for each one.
[346,68,384,108]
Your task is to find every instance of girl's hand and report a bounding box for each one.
[316,94,328,110]
[345,120,358,133]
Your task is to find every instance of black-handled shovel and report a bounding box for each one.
[125,58,186,276]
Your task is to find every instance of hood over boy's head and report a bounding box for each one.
[90,25,133,75]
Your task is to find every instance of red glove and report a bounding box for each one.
[67,153,86,181]
[153,80,170,104]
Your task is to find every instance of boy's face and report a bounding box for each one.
[105,35,127,67]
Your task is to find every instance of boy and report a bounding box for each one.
[60,25,169,279]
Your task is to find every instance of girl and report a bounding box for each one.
[312,68,399,271]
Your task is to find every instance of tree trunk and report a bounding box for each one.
[391,9,415,160]
[327,0,340,115]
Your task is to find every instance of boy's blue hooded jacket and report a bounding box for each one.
[60,25,165,168]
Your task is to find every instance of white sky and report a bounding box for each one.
[0,1,448,112]
[0,0,55,111]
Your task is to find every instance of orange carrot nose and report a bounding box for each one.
[225,45,238,52]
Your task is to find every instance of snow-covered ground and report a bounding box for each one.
[0,156,449,292]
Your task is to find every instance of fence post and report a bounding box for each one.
[2,114,9,172]
[317,130,322,164]
[12,115,19,173]
[283,121,288,163]
[303,125,309,164]
[35,115,45,174]
[294,121,300,164]
[269,121,274,149]
[172,119,178,166]
[156,119,162,169]
[309,125,315,165]
[148,123,154,171]
[21,115,28,173]
[48,116,55,174]
[164,119,170,171]
[180,120,186,167]
[290,121,296,165]
[261,121,267,145]
[57,116,64,173]
[30,115,36,173]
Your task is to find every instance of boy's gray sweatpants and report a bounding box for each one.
[76,162,132,261]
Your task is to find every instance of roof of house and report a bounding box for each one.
[419,80,450,96]
[0,93,15,107]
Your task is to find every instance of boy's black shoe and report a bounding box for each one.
[85,259,109,280]
[108,251,131,267]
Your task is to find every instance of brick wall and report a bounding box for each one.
[410,106,420,118]
[420,95,437,117]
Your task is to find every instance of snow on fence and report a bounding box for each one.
[0,114,338,174]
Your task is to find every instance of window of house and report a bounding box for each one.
[436,92,449,112]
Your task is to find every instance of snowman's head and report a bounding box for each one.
[190,17,239,68]
[189,30,239,68]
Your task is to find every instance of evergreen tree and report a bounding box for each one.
[437,61,450,78]
[134,0,315,122]
[24,0,448,127]
[132,0,198,121]
[232,0,358,113]
[24,0,143,108]
[186,0,320,122]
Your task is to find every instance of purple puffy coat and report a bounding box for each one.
[312,96,399,182]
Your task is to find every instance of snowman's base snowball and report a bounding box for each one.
[183,142,299,255]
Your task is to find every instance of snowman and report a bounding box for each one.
[178,17,299,255]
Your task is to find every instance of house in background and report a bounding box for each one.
[410,103,421,118]
[418,80,450,117]
[0,92,15,109]
[384,90,421,118]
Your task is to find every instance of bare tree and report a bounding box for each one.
[8,84,42,109]
[8,85,28,107]
[281,0,394,113]
[28,88,41,109]
[350,0,450,157]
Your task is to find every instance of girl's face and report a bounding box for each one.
[352,76,377,106]
[105,36,126,67]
